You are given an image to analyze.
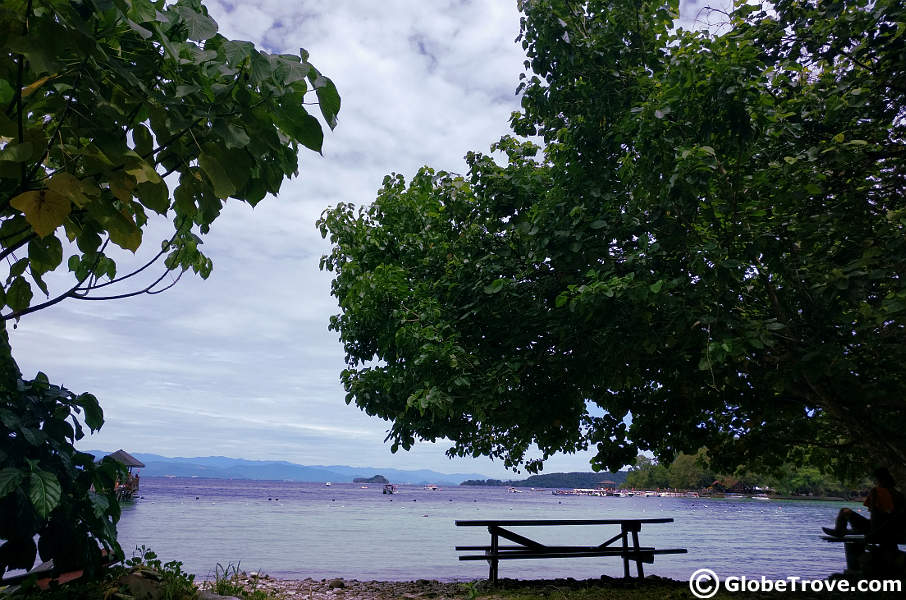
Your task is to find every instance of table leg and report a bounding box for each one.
[621,526,630,578]
[489,528,499,584]
[632,529,644,578]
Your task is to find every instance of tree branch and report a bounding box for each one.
[74,267,182,301]
[0,233,35,263]
[77,229,181,291]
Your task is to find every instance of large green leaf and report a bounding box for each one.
[198,152,236,199]
[10,189,71,237]
[173,3,219,41]
[0,467,23,497]
[277,109,323,154]
[314,76,341,130]
[76,392,104,431]
[29,470,62,519]
[6,276,33,312]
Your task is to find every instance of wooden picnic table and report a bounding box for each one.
[455,518,686,583]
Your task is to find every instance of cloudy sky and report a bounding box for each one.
[10,1,726,479]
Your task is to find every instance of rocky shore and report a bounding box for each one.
[196,573,690,600]
[199,574,470,599]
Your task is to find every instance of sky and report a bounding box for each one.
[9,1,727,479]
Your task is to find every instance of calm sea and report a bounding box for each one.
[116,477,857,582]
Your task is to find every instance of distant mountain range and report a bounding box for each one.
[87,451,491,486]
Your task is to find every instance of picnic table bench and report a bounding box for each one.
[456,518,687,583]
[821,532,906,573]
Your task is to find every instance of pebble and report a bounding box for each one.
[197,575,687,600]
[199,576,471,600]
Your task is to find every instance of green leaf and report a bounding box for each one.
[125,160,162,185]
[0,467,23,497]
[173,3,218,41]
[275,107,324,154]
[77,393,104,432]
[135,180,170,214]
[0,79,14,105]
[104,212,143,252]
[483,279,505,294]
[6,276,33,312]
[198,152,236,199]
[21,426,47,446]
[213,120,250,149]
[28,235,64,274]
[0,141,34,163]
[10,189,71,237]
[132,124,154,156]
[314,76,341,130]
[89,492,111,518]
[29,470,62,519]
[47,172,92,208]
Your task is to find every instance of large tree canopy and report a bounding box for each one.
[1,0,338,576]
[320,0,905,477]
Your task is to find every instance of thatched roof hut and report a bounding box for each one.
[106,449,145,470]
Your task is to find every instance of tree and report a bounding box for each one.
[623,455,669,489]
[1,0,338,576]
[320,0,905,477]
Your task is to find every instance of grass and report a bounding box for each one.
[203,562,281,600]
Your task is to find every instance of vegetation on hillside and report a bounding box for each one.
[461,471,627,488]
[623,450,862,496]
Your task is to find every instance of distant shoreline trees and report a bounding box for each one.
[460,471,628,489]
[623,450,863,497]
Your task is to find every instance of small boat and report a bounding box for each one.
[325,482,332,487]
[383,484,398,495]
[507,487,523,493]
[684,491,700,498]
[360,485,368,489]
[424,484,439,491]
[751,494,771,500]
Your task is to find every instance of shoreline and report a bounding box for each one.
[200,573,691,600]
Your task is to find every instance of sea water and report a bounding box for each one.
[117,478,857,582]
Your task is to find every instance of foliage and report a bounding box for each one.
[319,0,906,476]
[122,546,197,600]
[624,449,857,495]
[10,546,199,600]
[623,457,670,490]
[623,451,715,491]
[0,326,125,578]
[461,471,627,488]
[204,563,281,600]
[2,0,337,580]
[208,562,245,597]
[1,0,338,318]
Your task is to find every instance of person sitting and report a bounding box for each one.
[823,467,904,542]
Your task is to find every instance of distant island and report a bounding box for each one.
[353,475,389,484]
[460,471,628,489]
